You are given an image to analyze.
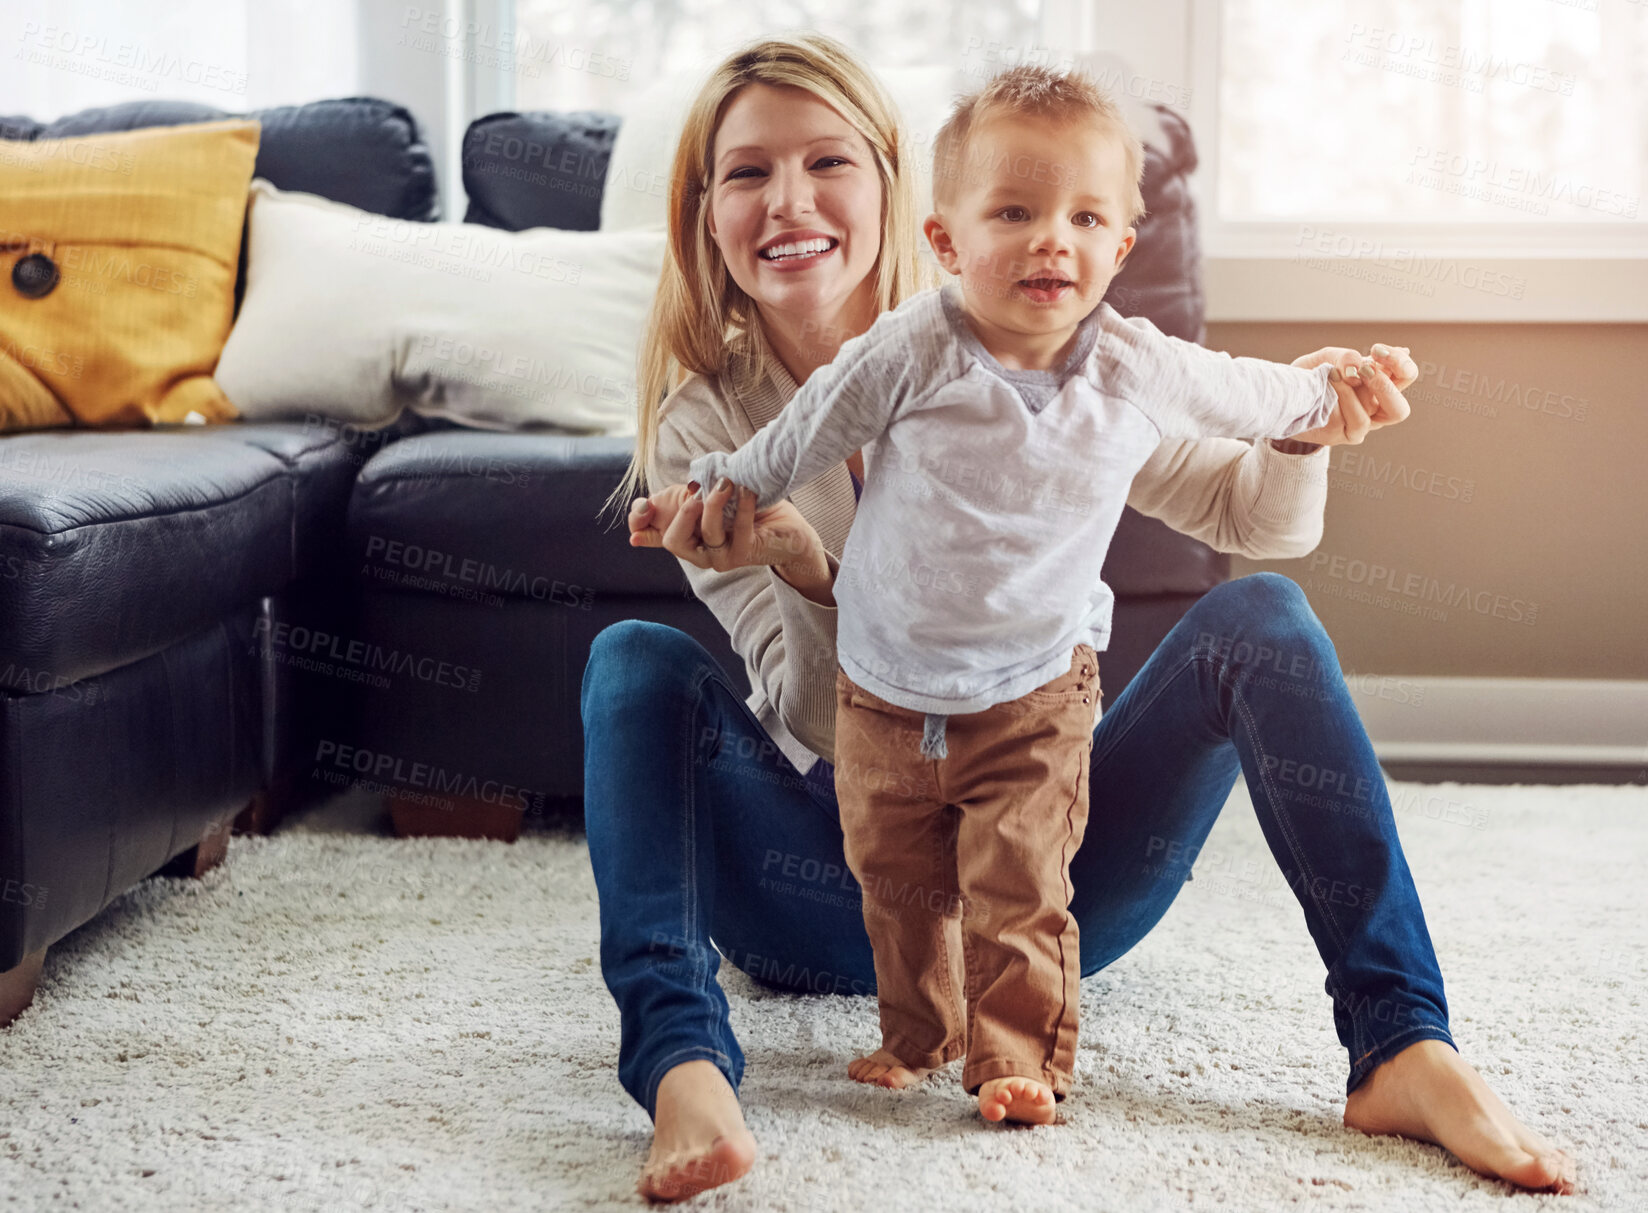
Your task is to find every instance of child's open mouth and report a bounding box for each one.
[1017,277,1074,302]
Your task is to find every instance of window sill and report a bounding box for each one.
[1205,254,1648,324]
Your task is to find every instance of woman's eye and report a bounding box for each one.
[725,156,846,181]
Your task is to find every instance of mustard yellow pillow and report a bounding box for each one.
[0,118,260,431]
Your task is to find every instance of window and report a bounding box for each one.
[1196,0,1648,252]
[8,0,357,120]
[508,0,1039,113]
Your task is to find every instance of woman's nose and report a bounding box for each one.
[766,164,816,219]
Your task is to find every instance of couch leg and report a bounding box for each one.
[234,791,277,836]
[160,812,236,879]
[389,794,522,843]
[0,947,46,1029]
[234,771,300,835]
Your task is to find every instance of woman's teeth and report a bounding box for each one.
[760,238,837,261]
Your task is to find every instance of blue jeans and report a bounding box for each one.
[581,573,1454,1120]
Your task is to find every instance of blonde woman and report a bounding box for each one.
[582,32,1575,1203]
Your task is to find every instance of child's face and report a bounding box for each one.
[925,113,1136,339]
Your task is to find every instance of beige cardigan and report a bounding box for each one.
[647,333,1330,776]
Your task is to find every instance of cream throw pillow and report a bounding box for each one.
[216,179,664,434]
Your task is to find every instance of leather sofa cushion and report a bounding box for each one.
[1103,107,1204,345]
[0,114,43,141]
[25,97,437,223]
[347,431,689,601]
[1102,507,1228,598]
[197,421,373,581]
[463,111,618,232]
[0,422,363,685]
[345,428,1226,605]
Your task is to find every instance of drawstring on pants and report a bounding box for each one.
[919,712,949,760]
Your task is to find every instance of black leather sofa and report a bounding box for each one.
[0,98,454,1027]
[0,94,1225,1025]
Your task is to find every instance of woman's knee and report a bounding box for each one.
[1192,572,1320,645]
[581,619,709,718]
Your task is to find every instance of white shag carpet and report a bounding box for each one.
[2,780,1644,1212]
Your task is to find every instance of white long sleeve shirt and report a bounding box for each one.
[687,281,1336,727]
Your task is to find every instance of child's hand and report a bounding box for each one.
[627,481,698,549]
[628,478,747,551]
[1360,342,1418,391]
[1289,343,1416,445]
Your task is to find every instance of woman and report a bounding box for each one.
[583,32,1575,1203]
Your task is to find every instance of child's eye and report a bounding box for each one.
[997,206,1029,222]
[1074,212,1103,228]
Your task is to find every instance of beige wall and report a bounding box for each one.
[1205,322,1648,680]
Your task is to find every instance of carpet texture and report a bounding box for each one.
[1,780,1643,1211]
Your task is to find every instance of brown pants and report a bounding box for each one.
[832,644,1100,1098]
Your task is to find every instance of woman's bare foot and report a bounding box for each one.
[847,1047,936,1089]
[637,1060,757,1203]
[977,1076,1057,1125]
[1343,1039,1576,1194]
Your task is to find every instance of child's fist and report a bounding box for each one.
[1347,342,1418,393]
[628,481,699,548]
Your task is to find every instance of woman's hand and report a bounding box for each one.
[629,478,834,602]
[1287,343,1417,446]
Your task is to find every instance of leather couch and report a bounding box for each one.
[0,97,439,1026]
[0,94,1224,1026]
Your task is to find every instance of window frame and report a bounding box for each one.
[448,0,1648,320]
[1186,0,1648,321]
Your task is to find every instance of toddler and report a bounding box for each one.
[657,66,1381,1125]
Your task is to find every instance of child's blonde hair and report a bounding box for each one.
[931,64,1147,225]
[601,32,927,523]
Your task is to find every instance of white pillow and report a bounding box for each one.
[600,63,969,232]
[600,67,712,231]
[217,179,664,434]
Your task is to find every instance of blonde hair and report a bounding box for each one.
[601,32,928,523]
[931,63,1147,225]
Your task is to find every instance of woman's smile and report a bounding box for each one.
[757,232,841,271]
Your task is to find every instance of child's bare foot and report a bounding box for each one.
[977,1076,1058,1125]
[637,1060,757,1203]
[847,1047,936,1089]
